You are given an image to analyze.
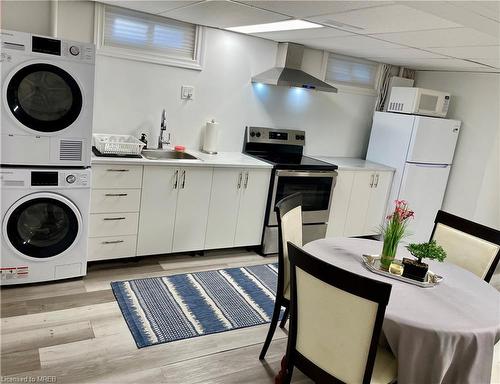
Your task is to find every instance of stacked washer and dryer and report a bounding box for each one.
[1,30,95,285]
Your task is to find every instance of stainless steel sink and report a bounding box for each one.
[142,149,199,161]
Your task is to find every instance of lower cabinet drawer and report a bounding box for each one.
[89,213,139,237]
[88,235,137,261]
[90,189,141,213]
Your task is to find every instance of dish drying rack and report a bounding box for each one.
[93,134,145,156]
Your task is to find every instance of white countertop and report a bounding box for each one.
[91,149,272,169]
[312,156,395,172]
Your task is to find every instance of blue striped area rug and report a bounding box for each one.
[111,263,281,348]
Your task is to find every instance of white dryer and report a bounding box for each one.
[1,167,90,285]
[1,30,95,167]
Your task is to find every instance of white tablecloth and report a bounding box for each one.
[303,237,500,384]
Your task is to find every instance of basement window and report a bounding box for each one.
[325,53,379,91]
[95,4,204,70]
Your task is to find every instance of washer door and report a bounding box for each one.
[6,63,83,133]
[3,193,83,259]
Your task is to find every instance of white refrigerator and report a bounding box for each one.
[366,111,461,243]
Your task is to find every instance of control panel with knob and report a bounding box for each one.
[247,126,306,146]
[69,45,80,56]
[66,174,76,184]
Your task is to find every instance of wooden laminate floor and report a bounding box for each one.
[2,250,499,384]
[0,249,312,384]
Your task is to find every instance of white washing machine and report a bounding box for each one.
[1,29,95,167]
[1,167,90,285]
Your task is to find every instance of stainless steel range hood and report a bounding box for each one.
[251,42,337,93]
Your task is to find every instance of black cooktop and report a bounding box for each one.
[247,152,338,171]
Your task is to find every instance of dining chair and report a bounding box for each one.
[277,242,397,384]
[259,193,302,360]
[430,210,500,282]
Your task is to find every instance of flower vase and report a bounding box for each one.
[380,237,398,270]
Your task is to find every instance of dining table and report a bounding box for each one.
[303,237,500,384]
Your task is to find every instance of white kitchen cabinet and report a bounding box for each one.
[234,169,270,247]
[205,168,242,249]
[136,166,178,256]
[137,166,214,255]
[364,171,393,235]
[327,169,393,237]
[205,168,271,249]
[172,167,213,253]
[88,165,143,261]
[326,171,355,237]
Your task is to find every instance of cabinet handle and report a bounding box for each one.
[103,217,126,221]
[106,169,129,172]
[173,170,179,189]
[369,174,374,188]
[374,174,379,188]
[243,171,249,189]
[181,170,186,189]
[101,240,124,244]
[237,172,242,189]
[105,193,128,197]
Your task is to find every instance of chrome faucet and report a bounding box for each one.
[158,109,170,149]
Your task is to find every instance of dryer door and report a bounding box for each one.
[6,63,83,133]
[3,192,83,259]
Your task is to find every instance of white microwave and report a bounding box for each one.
[387,87,451,118]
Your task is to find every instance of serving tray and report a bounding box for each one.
[362,255,443,288]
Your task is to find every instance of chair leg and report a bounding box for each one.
[282,354,294,384]
[259,299,282,360]
[279,306,289,328]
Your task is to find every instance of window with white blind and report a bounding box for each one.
[94,4,204,70]
[325,53,379,91]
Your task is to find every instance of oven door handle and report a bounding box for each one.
[275,170,338,178]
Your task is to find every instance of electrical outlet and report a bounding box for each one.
[181,85,194,100]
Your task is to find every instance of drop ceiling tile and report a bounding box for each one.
[427,45,500,59]
[366,47,444,59]
[371,27,499,48]
[253,26,352,42]
[292,35,410,61]
[237,1,394,18]
[100,1,202,15]
[452,1,500,22]
[475,58,500,68]
[307,4,461,34]
[160,0,289,28]
[367,57,490,70]
[405,1,500,38]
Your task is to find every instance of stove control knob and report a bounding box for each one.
[66,174,76,184]
[250,131,255,137]
[256,132,261,138]
[69,46,80,56]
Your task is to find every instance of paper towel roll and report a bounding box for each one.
[203,120,219,154]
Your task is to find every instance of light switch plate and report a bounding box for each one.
[181,85,194,100]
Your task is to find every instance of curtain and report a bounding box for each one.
[400,67,416,80]
[375,63,393,111]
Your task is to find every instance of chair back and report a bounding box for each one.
[430,210,500,282]
[275,193,303,300]
[287,243,392,384]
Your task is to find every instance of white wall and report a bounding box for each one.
[1,0,53,36]
[415,71,500,229]
[1,0,377,158]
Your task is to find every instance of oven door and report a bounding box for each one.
[268,169,337,226]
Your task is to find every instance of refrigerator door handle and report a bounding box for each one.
[407,162,449,168]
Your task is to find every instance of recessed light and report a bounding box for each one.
[226,20,323,34]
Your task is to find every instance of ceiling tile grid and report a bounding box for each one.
[108,0,500,71]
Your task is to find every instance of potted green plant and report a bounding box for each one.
[403,240,447,282]
[380,200,414,270]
